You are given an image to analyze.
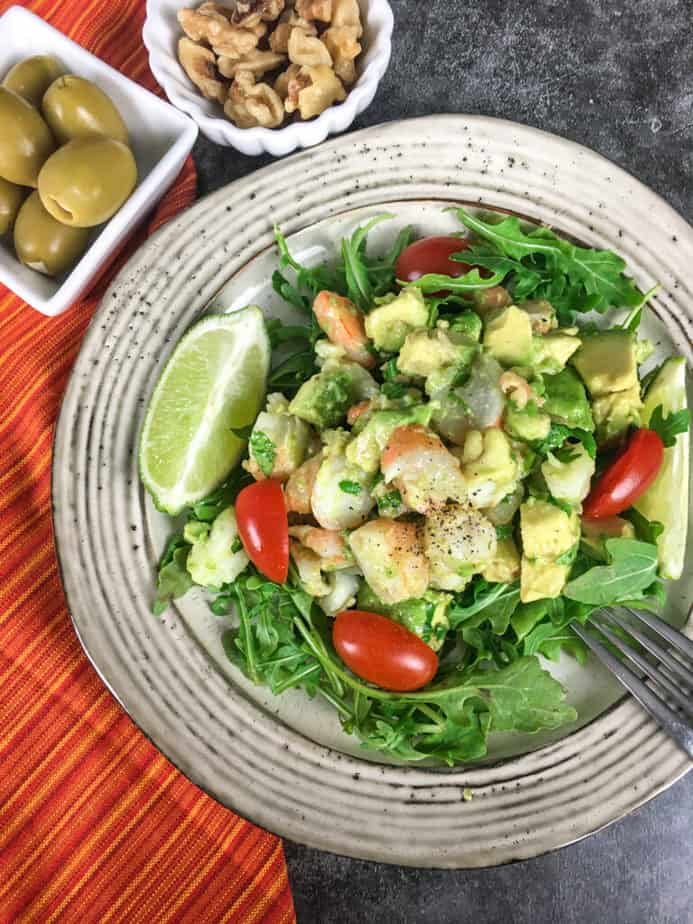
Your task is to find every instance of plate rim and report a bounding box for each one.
[52,114,692,868]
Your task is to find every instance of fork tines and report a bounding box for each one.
[572,606,693,759]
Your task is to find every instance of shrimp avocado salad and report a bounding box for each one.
[143,208,690,765]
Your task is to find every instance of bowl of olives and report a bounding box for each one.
[0,6,198,316]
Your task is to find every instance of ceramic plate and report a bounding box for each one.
[53,116,692,867]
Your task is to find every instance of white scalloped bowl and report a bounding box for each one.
[143,0,393,156]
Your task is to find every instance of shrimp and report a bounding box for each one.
[288,525,353,570]
[349,518,429,604]
[284,453,322,514]
[312,290,375,368]
[423,503,497,592]
[290,541,331,597]
[380,424,467,514]
[499,371,543,410]
[346,399,373,426]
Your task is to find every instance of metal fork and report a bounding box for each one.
[572,607,693,759]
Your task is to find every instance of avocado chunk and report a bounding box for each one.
[520,558,570,602]
[449,310,483,341]
[592,384,642,445]
[481,537,521,583]
[520,497,579,560]
[460,428,520,508]
[542,367,595,431]
[519,497,579,602]
[289,368,354,429]
[571,331,638,396]
[531,331,581,374]
[397,326,478,378]
[364,287,428,352]
[580,515,635,560]
[356,584,452,652]
[483,305,533,365]
[504,402,552,441]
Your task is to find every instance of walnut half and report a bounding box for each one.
[218,48,287,79]
[178,37,227,102]
[225,69,285,127]
[295,0,333,22]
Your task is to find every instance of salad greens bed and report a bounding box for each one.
[150,208,687,765]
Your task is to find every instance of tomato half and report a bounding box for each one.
[333,610,438,692]
[582,428,664,518]
[395,236,472,282]
[235,479,289,583]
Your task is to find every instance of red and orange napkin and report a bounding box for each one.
[0,2,295,921]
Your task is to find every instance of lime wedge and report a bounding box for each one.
[139,307,269,515]
[635,357,689,579]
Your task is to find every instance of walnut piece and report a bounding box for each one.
[269,13,317,53]
[285,63,346,119]
[295,0,333,23]
[218,48,287,78]
[225,69,285,127]
[274,62,300,99]
[231,0,285,27]
[288,29,333,67]
[178,5,265,58]
[332,0,362,36]
[322,25,360,84]
[177,37,227,102]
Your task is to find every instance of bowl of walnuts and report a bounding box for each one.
[143,0,393,156]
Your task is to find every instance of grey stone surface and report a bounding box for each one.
[190,0,693,920]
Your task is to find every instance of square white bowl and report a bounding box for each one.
[0,5,198,317]
[143,0,393,157]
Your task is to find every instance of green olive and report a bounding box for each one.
[0,176,26,235]
[2,55,64,107]
[0,87,55,187]
[38,137,137,228]
[14,190,89,276]
[42,75,128,145]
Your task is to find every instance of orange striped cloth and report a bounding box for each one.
[0,2,295,922]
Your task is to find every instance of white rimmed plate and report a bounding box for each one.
[53,116,692,867]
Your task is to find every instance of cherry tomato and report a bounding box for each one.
[235,479,289,583]
[333,610,438,692]
[395,236,472,282]
[582,428,664,518]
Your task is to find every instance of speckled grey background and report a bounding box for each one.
[192,1,693,920]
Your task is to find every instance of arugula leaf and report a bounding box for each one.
[153,535,192,615]
[531,424,596,459]
[495,523,515,539]
[449,580,520,629]
[405,267,505,295]
[647,404,690,448]
[249,430,276,477]
[624,508,665,545]
[563,539,659,605]
[455,208,643,321]
[339,479,362,495]
[219,569,573,765]
[444,656,577,733]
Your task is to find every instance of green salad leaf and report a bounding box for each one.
[249,430,276,477]
[455,208,643,321]
[153,535,193,616]
[563,539,659,605]
[648,403,690,448]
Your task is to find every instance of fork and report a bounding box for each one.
[572,606,693,759]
